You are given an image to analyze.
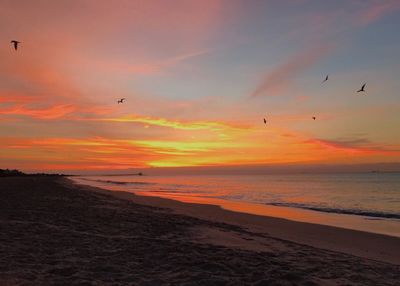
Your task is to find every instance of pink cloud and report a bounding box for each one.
[355,0,400,26]
[250,45,333,97]
[306,138,400,155]
[107,49,209,75]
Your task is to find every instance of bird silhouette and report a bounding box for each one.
[312,116,316,120]
[263,118,267,124]
[11,40,20,51]
[117,98,126,104]
[322,75,328,83]
[357,83,366,93]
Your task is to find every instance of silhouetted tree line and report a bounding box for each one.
[0,169,66,177]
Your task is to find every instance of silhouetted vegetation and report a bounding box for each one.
[0,169,25,177]
[0,169,66,177]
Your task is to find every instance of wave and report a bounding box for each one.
[266,202,400,220]
[81,178,156,186]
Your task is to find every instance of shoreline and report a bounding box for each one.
[67,178,400,265]
[71,175,400,238]
[2,176,400,285]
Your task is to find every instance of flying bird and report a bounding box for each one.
[322,75,328,83]
[11,40,20,51]
[312,116,316,120]
[357,83,366,93]
[263,118,267,124]
[117,98,126,104]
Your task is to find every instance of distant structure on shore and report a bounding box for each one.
[86,172,145,177]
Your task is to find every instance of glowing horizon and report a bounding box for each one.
[1,1,400,172]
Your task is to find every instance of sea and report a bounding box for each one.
[71,173,400,237]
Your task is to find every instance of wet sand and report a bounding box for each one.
[1,177,399,285]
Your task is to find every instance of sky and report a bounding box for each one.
[1,0,400,173]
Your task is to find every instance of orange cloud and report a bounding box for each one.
[250,45,333,97]
[2,130,400,171]
[0,134,263,170]
[0,104,76,119]
[0,92,39,104]
[0,103,114,120]
[1,137,156,170]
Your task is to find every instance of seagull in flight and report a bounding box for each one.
[263,118,267,125]
[322,75,328,83]
[357,83,366,93]
[11,40,20,51]
[117,98,126,104]
[312,116,316,120]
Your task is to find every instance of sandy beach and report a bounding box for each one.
[1,177,400,285]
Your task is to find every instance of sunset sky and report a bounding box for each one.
[1,0,400,172]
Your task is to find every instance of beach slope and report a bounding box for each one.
[1,177,399,285]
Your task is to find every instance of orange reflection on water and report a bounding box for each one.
[136,190,400,238]
[138,190,314,221]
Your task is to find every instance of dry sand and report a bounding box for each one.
[1,177,399,285]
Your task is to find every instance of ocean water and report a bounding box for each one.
[72,173,400,237]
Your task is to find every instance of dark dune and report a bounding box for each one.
[0,177,399,285]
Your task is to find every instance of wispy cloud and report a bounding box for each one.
[110,50,209,75]
[355,0,400,27]
[306,137,400,155]
[89,114,251,132]
[0,103,115,120]
[1,135,253,169]
[250,45,333,97]
[133,140,229,153]
[0,104,76,120]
